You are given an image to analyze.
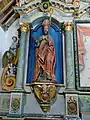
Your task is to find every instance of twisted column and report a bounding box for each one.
[16,22,30,90]
[64,22,75,90]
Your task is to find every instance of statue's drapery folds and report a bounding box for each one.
[33,19,56,82]
[33,35,56,81]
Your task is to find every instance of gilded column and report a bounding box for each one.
[16,22,30,90]
[64,22,75,90]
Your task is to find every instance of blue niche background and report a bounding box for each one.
[26,22,63,84]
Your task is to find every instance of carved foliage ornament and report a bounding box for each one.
[14,0,90,19]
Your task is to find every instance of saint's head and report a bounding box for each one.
[42,19,50,35]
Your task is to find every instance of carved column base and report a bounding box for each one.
[66,94,79,116]
[9,92,24,117]
[31,81,56,113]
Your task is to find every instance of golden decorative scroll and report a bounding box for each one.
[1,48,19,91]
[4,76,16,91]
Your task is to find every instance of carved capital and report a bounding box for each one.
[64,22,73,31]
[20,22,30,32]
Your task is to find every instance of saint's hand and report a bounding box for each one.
[35,39,40,47]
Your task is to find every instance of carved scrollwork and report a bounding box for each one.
[4,76,16,90]
[1,50,19,91]
[39,1,52,12]
[1,30,20,91]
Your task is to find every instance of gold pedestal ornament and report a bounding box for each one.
[32,81,56,112]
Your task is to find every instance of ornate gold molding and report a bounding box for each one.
[64,22,73,31]
[31,81,57,112]
[20,22,30,32]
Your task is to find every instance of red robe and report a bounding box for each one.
[33,35,56,81]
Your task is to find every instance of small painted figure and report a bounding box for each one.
[33,19,56,82]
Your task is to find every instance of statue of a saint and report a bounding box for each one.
[33,19,56,82]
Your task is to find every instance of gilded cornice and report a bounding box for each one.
[14,0,79,14]
[14,0,90,19]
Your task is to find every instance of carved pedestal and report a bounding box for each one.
[32,81,56,112]
[9,92,24,115]
[66,94,79,116]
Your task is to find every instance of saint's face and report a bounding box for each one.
[43,26,49,35]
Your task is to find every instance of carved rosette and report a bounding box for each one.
[36,0,51,13]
